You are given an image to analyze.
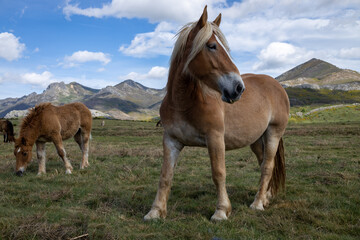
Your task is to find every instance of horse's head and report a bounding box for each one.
[181,6,244,103]
[14,137,32,177]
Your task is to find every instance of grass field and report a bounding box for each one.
[0,106,359,239]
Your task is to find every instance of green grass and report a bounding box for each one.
[0,110,359,239]
[286,88,360,106]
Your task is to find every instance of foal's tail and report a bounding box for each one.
[6,120,15,142]
[268,138,286,196]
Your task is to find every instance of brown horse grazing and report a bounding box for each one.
[144,6,290,221]
[0,119,15,142]
[14,102,92,177]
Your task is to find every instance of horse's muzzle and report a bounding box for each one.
[219,73,245,104]
[16,171,23,177]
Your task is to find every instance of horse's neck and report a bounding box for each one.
[20,123,40,146]
[167,67,202,111]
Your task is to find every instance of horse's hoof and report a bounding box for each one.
[65,169,72,174]
[37,172,46,176]
[211,210,228,221]
[250,201,264,210]
[144,209,161,221]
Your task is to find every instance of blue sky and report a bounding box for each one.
[0,0,359,99]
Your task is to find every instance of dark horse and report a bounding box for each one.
[14,102,92,176]
[144,6,290,221]
[0,119,15,142]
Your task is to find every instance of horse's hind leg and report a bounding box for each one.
[36,141,46,175]
[53,136,73,174]
[74,129,90,169]
[250,127,283,210]
[4,132,7,142]
[250,136,273,206]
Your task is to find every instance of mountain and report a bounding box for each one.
[276,58,360,90]
[0,82,99,118]
[1,59,360,118]
[0,80,166,120]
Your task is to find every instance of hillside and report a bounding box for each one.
[277,58,360,90]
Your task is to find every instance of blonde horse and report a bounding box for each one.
[144,6,290,221]
[14,102,92,176]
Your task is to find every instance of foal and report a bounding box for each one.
[14,102,92,176]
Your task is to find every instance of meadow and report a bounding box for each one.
[0,105,359,239]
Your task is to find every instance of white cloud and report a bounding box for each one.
[0,71,118,91]
[63,0,225,23]
[0,32,26,61]
[63,50,111,67]
[119,22,176,57]
[20,71,56,87]
[339,47,360,59]
[253,42,314,71]
[119,66,168,88]
[0,71,56,88]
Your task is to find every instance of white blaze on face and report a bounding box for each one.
[18,166,25,172]
[17,148,21,153]
[215,35,236,67]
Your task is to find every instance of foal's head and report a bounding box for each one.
[14,137,32,176]
[172,6,244,103]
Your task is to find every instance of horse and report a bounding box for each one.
[0,119,15,142]
[156,120,162,127]
[144,6,290,221]
[14,102,92,177]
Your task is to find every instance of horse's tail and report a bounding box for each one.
[268,137,286,196]
[6,120,15,142]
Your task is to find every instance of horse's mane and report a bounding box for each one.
[170,21,230,74]
[20,103,52,131]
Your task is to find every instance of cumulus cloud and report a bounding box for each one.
[119,66,168,88]
[119,22,176,57]
[338,47,360,59]
[63,0,225,23]
[0,71,56,88]
[253,42,314,71]
[63,50,111,67]
[0,32,26,61]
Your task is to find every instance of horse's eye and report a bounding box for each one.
[207,43,217,51]
[22,152,27,156]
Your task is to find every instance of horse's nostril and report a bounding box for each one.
[235,83,243,95]
[16,171,23,177]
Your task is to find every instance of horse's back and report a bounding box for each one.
[224,74,289,149]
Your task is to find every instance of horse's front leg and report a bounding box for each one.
[36,141,46,175]
[207,131,231,221]
[144,132,183,220]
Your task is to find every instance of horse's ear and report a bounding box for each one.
[21,137,26,146]
[213,13,221,27]
[196,5,208,29]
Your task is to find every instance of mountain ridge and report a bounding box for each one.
[1,59,359,119]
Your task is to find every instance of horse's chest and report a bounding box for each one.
[167,122,207,147]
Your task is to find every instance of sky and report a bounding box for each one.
[0,0,359,99]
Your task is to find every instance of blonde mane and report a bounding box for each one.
[170,21,231,72]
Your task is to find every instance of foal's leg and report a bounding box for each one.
[4,132,7,142]
[53,136,73,174]
[144,133,183,220]
[74,130,90,169]
[250,128,280,210]
[36,141,46,175]
[207,131,231,221]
